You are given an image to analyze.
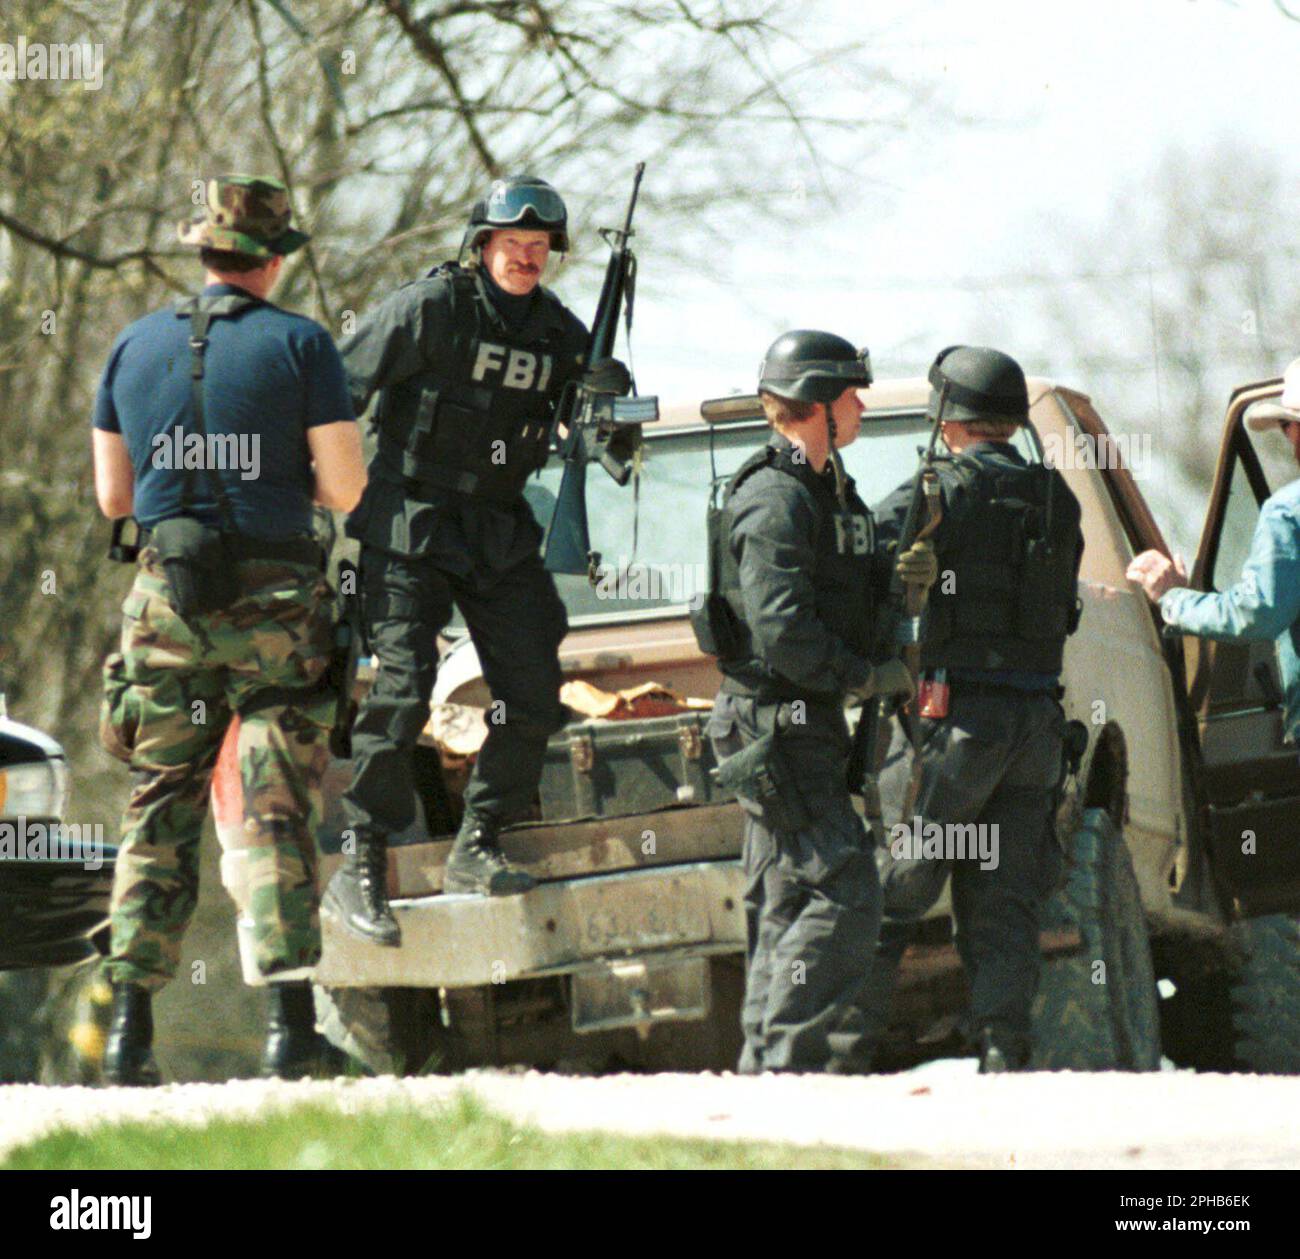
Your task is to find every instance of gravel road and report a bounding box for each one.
[4,1061,1300,1169]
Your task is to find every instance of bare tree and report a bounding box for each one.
[0,0,958,1082]
[0,1,941,742]
[976,141,1300,543]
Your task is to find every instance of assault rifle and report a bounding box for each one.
[543,163,659,581]
[328,558,362,759]
[849,384,948,824]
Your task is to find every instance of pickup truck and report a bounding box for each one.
[210,373,1300,1076]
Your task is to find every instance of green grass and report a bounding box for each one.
[2,1093,894,1170]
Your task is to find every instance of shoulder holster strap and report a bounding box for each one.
[177,293,259,531]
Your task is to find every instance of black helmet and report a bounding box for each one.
[464,175,569,254]
[927,345,1028,424]
[758,330,872,404]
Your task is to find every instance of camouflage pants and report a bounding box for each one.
[100,554,335,991]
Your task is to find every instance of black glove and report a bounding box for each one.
[606,424,642,463]
[583,356,633,396]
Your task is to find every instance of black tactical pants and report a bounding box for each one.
[876,689,1065,1059]
[708,691,881,1074]
[343,545,568,843]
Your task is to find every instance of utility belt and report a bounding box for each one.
[914,666,1060,721]
[109,516,323,617]
[111,518,323,569]
[942,673,1061,699]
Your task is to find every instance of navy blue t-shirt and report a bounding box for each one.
[92,283,354,539]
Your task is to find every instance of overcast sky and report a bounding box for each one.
[625,0,1300,401]
[567,0,1298,550]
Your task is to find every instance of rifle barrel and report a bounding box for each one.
[622,162,645,237]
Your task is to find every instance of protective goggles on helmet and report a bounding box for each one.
[483,181,567,229]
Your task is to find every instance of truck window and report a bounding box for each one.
[446,411,1042,632]
[1211,447,1263,592]
[843,414,1042,504]
[523,423,768,623]
[532,413,969,625]
[1208,404,1298,591]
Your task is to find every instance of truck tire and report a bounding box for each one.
[314,985,449,1076]
[1228,914,1300,1074]
[1032,807,1162,1071]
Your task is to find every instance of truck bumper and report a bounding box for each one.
[288,860,746,990]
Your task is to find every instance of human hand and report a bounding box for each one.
[896,539,938,591]
[1126,550,1188,602]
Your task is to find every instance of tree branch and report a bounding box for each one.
[0,207,183,283]
[374,0,501,175]
[345,96,557,135]
[669,0,770,37]
[245,0,334,322]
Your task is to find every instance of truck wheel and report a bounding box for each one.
[1228,914,1300,1074]
[1032,808,1162,1071]
[313,985,450,1076]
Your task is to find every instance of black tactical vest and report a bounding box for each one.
[375,264,583,505]
[922,451,1083,675]
[692,442,877,700]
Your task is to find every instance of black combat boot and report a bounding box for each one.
[260,981,347,1079]
[977,1025,1030,1074]
[101,982,161,1087]
[323,838,401,947]
[444,816,536,897]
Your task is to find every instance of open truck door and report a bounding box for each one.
[1184,378,1300,917]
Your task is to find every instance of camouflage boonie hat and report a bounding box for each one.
[177,175,310,258]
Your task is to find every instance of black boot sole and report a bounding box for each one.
[443,871,537,897]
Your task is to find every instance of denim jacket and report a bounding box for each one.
[1160,478,1300,744]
